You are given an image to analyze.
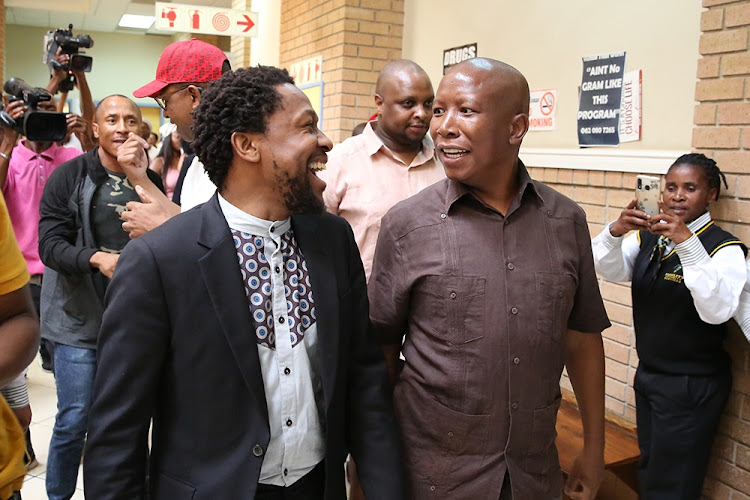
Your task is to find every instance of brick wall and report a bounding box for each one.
[694,1,750,497]
[279,0,403,144]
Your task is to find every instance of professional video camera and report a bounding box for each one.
[43,24,94,92]
[0,78,67,142]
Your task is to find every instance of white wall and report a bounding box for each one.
[403,0,701,151]
[6,25,174,111]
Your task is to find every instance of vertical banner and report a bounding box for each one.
[577,52,626,147]
[618,70,642,143]
[529,89,557,131]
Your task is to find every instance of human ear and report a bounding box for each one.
[92,122,99,139]
[509,113,529,145]
[374,94,384,116]
[231,131,261,163]
[188,86,202,111]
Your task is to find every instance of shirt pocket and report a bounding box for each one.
[535,272,577,341]
[412,275,486,345]
[521,394,562,476]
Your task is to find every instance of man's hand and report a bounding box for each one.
[649,200,693,244]
[66,113,96,151]
[121,185,177,238]
[609,199,650,237]
[564,448,605,500]
[90,252,119,279]
[118,132,150,184]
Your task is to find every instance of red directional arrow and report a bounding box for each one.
[237,14,254,32]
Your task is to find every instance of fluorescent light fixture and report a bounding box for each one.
[118,14,155,29]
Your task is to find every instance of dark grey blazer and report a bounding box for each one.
[83,194,403,500]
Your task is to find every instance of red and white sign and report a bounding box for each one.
[529,88,557,131]
[290,56,323,86]
[155,2,258,37]
[618,70,642,143]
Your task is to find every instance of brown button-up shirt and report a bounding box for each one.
[369,161,610,499]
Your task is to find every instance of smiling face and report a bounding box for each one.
[430,62,528,190]
[374,68,434,152]
[663,163,717,223]
[93,96,141,168]
[259,83,333,215]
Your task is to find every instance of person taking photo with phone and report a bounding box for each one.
[591,153,747,499]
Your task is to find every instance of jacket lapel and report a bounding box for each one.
[292,215,340,410]
[197,195,268,418]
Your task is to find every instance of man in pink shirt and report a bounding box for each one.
[1,99,82,375]
[320,60,444,279]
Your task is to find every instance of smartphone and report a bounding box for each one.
[636,174,661,217]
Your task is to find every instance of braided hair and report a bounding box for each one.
[668,153,727,201]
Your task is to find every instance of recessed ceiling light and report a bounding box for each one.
[118,14,155,29]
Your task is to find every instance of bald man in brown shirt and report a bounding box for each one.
[369,58,611,500]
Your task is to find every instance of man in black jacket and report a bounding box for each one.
[83,66,403,500]
[38,95,162,500]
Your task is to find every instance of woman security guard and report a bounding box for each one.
[591,153,747,499]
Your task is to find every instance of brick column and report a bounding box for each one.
[692,1,750,498]
[280,0,403,143]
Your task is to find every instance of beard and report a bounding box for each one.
[273,161,326,216]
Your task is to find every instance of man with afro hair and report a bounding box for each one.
[83,65,404,500]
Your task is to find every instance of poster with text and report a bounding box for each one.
[618,70,642,143]
[529,89,557,131]
[577,52,626,147]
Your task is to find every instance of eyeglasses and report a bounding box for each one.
[154,85,191,110]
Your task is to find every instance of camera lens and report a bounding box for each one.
[645,185,650,191]
[637,178,642,189]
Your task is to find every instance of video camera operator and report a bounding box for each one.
[46,48,96,152]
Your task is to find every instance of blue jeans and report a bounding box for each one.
[46,344,96,500]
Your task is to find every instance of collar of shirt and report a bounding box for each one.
[444,158,543,215]
[15,140,63,163]
[217,193,291,238]
[362,120,436,167]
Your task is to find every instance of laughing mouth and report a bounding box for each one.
[441,148,469,159]
[308,161,326,173]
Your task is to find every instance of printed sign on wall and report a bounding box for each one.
[619,70,642,143]
[577,52,626,147]
[155,2,258,37]
[443,43,477,75]
[529,89,557,131]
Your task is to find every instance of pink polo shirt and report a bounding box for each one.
[320,122,444,279]
[2,140,82,275]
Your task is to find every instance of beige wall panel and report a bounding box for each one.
[403,0,701,151]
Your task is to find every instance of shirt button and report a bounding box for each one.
[447,431,454,438]
[511,307,518,315]
[440,213,447,219]
[513,357,520,365]
[504,219,509,225]
[450,291,457,299]
[511,402,519,410]
[430,486,436,491]
[279,317,285,324]
[270,227,275,233]
[286,419,293,427]
[558,291,564,298]
[252,444,264,457]
[283,468,288,476]
[275,266,280,273]
[507,262,514,270]
[284,367,291,375]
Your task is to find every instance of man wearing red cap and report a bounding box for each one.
[118,38,231,237]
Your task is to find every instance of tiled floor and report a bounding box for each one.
[19,355,85,499]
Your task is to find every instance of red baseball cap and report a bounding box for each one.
[133,38,228,98]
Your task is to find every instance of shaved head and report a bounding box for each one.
[449,58,530,116]
[95,95,141,123]
[372,59,434,154]
[375,59,430,95]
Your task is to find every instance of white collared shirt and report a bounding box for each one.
[592,211,747,324]
[180,157,217,212]
[218,194,325,487]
